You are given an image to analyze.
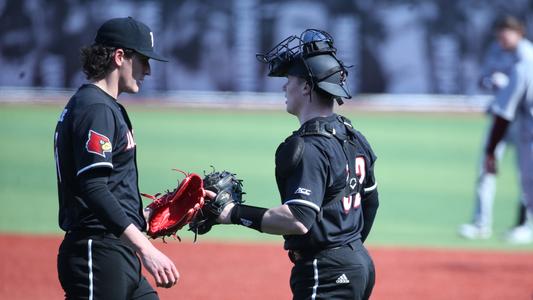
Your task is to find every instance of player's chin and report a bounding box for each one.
[286,106,296,116]
[125,83,141,94]
[134,81,144,91]
[285,102,295,114]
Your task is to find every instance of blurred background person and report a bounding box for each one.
[459,14,533,244]
[0,1,38,86]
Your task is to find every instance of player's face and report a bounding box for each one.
[497,28,522,51]
[119,52,151,94]
[283,75,306,115]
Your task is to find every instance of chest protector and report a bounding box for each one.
[303,115,370,222]
[276,115,374,250]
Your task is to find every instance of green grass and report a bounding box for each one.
[0,103,529,250]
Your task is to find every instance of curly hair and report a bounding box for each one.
[80,45,134,81]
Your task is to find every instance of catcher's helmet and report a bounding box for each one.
[257,29,351,103]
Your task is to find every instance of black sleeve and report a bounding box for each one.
[485,115,510,154]
[287,204,317,230]
[77,168,132,236]
[361,188,379,243]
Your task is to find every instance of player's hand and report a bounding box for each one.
[139,245,179,288]
[204,189,216,201]
[216,202,236,224]
[120,224,179,288]
[484,153,497,174]
[490,72,509,90]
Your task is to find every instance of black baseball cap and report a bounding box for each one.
[95,17,168,62]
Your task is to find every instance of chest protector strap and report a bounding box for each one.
[299,119,336,138]
[298,116,362,222]
[336,116,362,197]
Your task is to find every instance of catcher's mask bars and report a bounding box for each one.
[256,29,352,104]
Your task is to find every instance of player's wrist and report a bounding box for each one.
[217,202,236,224]
[229,204,267,232]
[143,207,153,230]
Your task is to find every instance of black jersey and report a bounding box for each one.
[54,84,146,235]
[275,114,377,251]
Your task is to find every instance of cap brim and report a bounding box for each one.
[136,49,168,62]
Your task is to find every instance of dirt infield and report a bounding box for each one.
[1,234,532,299]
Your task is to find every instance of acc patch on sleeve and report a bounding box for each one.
[275,136,304,177]
[86,130,112,157]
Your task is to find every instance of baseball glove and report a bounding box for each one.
[142,169,205,240]
[189,169,245,240]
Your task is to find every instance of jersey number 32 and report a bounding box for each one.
[342,157,366,213]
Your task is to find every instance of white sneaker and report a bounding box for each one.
[458,223,492,240]
[503,225,533,244]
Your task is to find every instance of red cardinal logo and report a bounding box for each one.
[86,130,112,157]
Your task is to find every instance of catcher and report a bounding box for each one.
[189,29,379,300]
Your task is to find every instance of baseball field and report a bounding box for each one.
[1,103,532,299]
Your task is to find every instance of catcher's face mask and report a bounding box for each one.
[256,29,352,102]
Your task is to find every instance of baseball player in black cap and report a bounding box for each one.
[54,17,177,299]
[211,29,379,300]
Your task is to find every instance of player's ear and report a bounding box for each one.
[301,79,312,96]
[113,49,125,67]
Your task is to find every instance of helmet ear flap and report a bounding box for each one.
[303,54,351,100]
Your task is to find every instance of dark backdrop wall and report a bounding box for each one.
[1,0,532,94]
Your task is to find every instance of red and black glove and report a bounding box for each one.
[142,169,205,240]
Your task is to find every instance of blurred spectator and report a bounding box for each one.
[0,0,532,94]
[0,1,38,86]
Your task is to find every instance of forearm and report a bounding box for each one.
[261,205,309,235]
[78,169,131,236]
[361,189,379,243]
[120,223,155,254]
[219,203,308,235]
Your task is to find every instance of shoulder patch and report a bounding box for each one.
[275,136,305,177]
[86,130,112,157]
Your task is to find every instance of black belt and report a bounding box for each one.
[288,240,362,263]
[65,229,118,239]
